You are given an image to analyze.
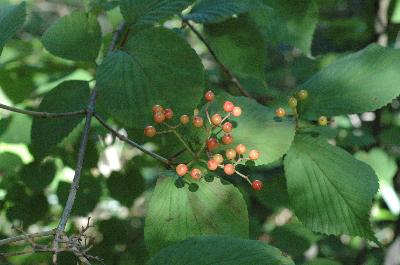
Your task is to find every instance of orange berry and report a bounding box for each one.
[232,106,242,117]
[152,104,163,113]
[235,144,246,155]
[222,122,233,133]
[275,107,286,118]
[249,150,260,160]
[205,90,215,102]
[212,154,224,164]
[252,180,263,191]
[207,160,218,171]
[223,101,235,112]
[164,108,173,120]
[224,164,235,175]
[222,134,233,145]
[211,114,222,126]
[153,112,165,123]
[226,148,236,160]
[193,116,204,128]
[144,126,156,137]
[180,114,190,124]
[176,164,188,176]
[207,137,219,150]
[190,168,202,180]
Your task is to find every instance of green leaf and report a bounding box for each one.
[42,11,101,61]
[120,0,192,26]
[31,80,90,160]
[144,175,249,255]
[0,2,26,55]
[305,259,342,265]
[207,94,296,165]
[299,44,400,120]
[252,0,318,56]
[97,27,204,128]
[205,16,267,80]
[106,167,145,207]
[147,235,294,265]
[185,0,254,24]
[20,160,56,192]
[284,134,378,240]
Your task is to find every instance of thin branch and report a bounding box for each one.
[0,230,56,246]
[0,103,86,118]
[94,113,173,166]
[183,20,252,98]
[108,22,126,54]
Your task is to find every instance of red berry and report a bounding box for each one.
[176,164,188,176]
[164,108,173,120]
[207,137,219,150]
[222,134,233,145]
[223,101,234,112]
[235,144,246,155]
[212,154,224,165]
[224,164,235,175]
[193,116,204,128]
[153,112,165,123]
[152,105,163,113]
[249,150,260,160]
[205,90,215,102]
[180,115,190,124]
[211,114,222,126]
[275,107,286,118]
[252,180,263,191]
[222,122,233,133]
[226,148,236,160]
[144,126,156,137]
[190,168,202,180]
[232,106,242,117]
[207,160,218,171]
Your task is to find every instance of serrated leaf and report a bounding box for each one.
[120,0,192,26]
[97,27,204,128]
[205,16,267,80]
[207,94,295,165]
[284,134,378,240]
[0,2,26,55]
[299,44,400,120]
[144,175,249,255]
[252,0,318,56]
[42,11,101,61]
[147,235,294,265]
[106,168,145,207]
[31,80,90,160]
[185,0,253,24]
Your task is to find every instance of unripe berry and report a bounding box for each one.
[207,160,218,171]
[212,154,224,165]
[226,149,236,160]
[204,90,215,102]
[275,107,286,118]
[190,168,202,180]
[193,116,204,128]
[288,97,298,109]
[222,134,233,145]
[249,149,260,160]
[252,180,263,191]
[211,114,222,126]
[153,112,165,123]
[232,106,242,117]
[152,104,163,113]
[297,89,309,100]
[180,114,190,124]
[144,126,156,137]
[222,122,233,133]
[224,164,235,175]
[176,164,188,176]
[207,137,219,150]
[235,144,247,155]
[318,116,328,126]
[223,101,235,112]
[164,108,173,120]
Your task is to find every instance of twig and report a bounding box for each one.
[108,22,126,54]
[94,113,173,166]
[0,230,56,246]
[183,20,252,98]
[0,103,86,118]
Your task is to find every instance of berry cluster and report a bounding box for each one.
[143,90,264,191]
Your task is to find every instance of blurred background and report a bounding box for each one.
[1,0,400,264]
